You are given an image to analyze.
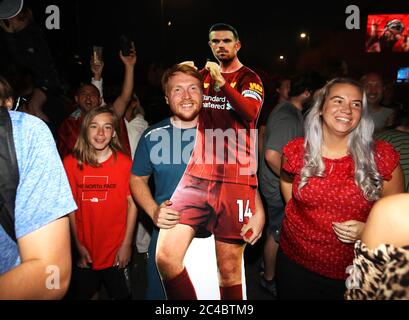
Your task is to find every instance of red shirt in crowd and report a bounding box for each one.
[63,152,132,270]
[280,137,399,279]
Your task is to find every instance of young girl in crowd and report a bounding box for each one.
[64,105,137,300]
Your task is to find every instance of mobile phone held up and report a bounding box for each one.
[120,35,133,56]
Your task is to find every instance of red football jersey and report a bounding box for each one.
[186,66,264,186]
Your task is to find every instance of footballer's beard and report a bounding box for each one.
[216,52,234,64]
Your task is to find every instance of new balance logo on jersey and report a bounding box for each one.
[249,82,263,94]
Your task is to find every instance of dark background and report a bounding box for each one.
[2,0,409,98]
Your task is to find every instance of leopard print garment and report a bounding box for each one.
[345,240,409,300]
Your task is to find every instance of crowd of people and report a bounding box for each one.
[1,2,409,301]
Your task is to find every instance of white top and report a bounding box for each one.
[125,114,149,159]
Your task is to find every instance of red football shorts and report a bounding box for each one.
[170,174,256,243]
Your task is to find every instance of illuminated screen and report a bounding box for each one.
[366,14,409,53]
[397,66,409,83]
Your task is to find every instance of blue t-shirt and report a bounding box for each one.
[0,111,77,275]
[132,117,196,300]
[132,117,196,204]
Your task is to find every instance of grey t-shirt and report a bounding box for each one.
[258,102,304,203]
[371,107,394,131]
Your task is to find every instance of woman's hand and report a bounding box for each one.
[332,220,365,244]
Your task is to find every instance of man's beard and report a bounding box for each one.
[175,109,200,122]
[216,54,234,64]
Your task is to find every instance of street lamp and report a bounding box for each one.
[300,32,310,47]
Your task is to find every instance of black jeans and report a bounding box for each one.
[276,248,346,300]
[72,265,131,300]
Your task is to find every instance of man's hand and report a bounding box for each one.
[370,18,381,36]
[205,61,226,88]
[90,57,104,80]
[153,200,181,229]
[120,42,137,68]
[241,210,265,245]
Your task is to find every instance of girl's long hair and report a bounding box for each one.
[299,78,383,201]
[73,105,126,168]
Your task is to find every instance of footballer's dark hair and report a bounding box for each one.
[209,23,239,40]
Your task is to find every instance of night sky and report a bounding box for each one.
[3,0,409,87]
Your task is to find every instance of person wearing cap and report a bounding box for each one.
[366,18,409,52]
[0,3,61,122]
[0,0,23,21]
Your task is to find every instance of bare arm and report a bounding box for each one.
[90,56,104,81]
[130,174,158,221]
[68,212,92,268]
[265,149,282,177]
[361,194,409,249]
[123,195,138,245]
[280,156,294,203]
[130,174,180,228]
[90,57,106,106]
[115,195,138,268]
[112,48,137,118]
[258,125,265,156]
[0,217,71,299]
[382,165,405,197]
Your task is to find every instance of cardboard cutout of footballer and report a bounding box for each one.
[156,57,264,299]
